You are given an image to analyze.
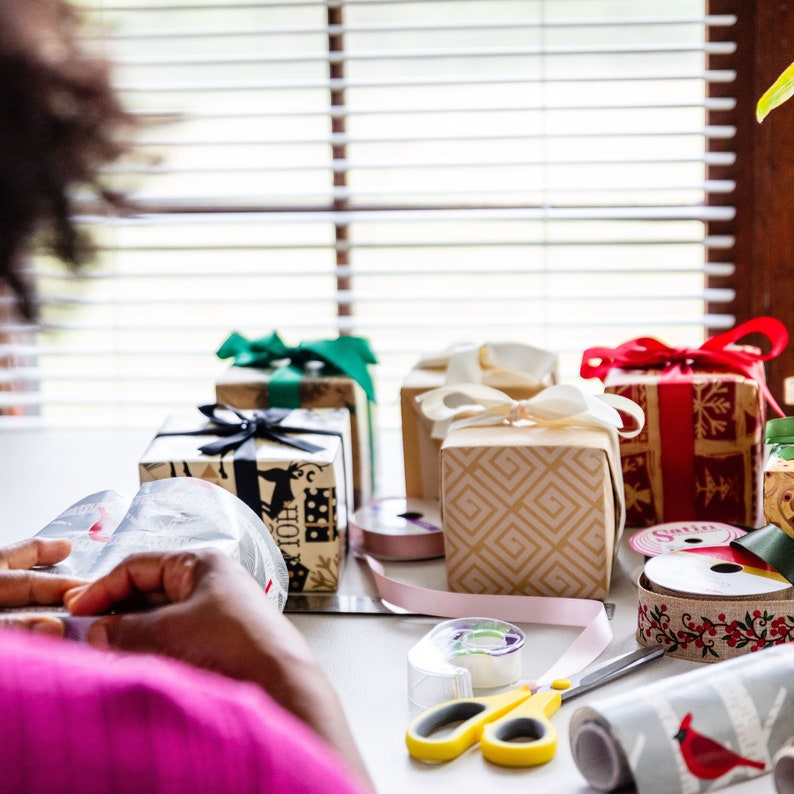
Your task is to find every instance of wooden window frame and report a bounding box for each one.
[708,1,794,406]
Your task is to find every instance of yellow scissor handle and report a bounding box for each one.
[405,686,533,763]
[480,689,562,767]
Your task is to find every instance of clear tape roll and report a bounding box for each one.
[569,644,794,793]
[407,617,525,711]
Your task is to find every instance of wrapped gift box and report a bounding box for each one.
[763,417,794,533]
[139,405,353,592]
[440,422,623,600]
[217,365,373,508]
[401,342,557,500]
[602,369,765,528]
[421,382,636,600]
[580,319,789,529]
[215,332,376,509]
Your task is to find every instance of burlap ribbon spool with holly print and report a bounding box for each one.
[636,544,794,663]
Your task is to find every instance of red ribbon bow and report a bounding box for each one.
[579,317,788,418]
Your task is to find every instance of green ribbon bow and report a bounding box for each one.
[216,330,377,407]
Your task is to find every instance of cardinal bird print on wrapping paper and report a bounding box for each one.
[674,713,765,781]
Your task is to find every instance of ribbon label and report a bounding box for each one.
[139,406,353,593]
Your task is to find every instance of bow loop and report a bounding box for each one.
[417,341,557,392]
[216,331,377,401]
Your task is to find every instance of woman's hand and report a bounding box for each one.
[65,549,373,791]
[0,537,86,636]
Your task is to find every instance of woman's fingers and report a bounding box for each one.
[66,551,204,616]
[0,537,72,571]
[0,614,65,636]
[0,570,86,607]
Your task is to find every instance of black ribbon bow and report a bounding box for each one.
[196,404,325,456]
[156,403,341,519]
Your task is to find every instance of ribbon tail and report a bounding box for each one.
[354,544,612,687]
[198,429,252,456]
[302,338,377,401]
[264,428,325,454]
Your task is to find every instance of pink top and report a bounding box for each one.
[0,628,368,794]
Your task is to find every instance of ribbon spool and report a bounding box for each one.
[351,497,444,560]
[407,617,526,710]
[637,545,794,663]
[629,521,748,558]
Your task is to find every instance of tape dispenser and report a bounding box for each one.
[407,617,525,711]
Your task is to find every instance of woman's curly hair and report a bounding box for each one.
[0,0,135,318]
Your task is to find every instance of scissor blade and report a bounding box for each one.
[559,645,665,702]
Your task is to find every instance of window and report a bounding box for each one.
[3,0,745,486]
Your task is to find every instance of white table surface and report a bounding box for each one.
[0,428,774,793]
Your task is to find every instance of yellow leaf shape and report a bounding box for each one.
[758,60,794,122]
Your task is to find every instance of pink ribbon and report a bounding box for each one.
[580,316,788,418]
[351,534,613,689]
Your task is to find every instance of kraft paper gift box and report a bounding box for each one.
[420,383,642,600]
[215,331,376,509]
[763,416,794,533]
[580,317,788,529]
[139,404,353,593]
[401,341,557,501]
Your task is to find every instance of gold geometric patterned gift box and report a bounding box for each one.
[419,383,643,600]
[139,404,353,593]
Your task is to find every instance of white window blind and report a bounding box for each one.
[1,1,735,464]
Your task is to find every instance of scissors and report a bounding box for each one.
[406,644,665,767]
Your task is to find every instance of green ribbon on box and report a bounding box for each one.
[216,330,377,407]
[766,416,794,461]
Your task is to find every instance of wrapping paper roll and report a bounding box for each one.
[775,745,794,793]
[636,546,794,663]
[569,644,794,793]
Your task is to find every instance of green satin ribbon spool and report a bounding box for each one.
[766,416,794,461]
[216,330,378,407]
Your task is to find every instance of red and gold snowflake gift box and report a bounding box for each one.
[401,342,557,501]
[580,317,788,529]
[215,331,376,509]
[139,404,353,592]
[419,383,643,600]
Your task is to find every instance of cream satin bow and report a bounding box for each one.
[417,382,645,440]
[417,342,557,389]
